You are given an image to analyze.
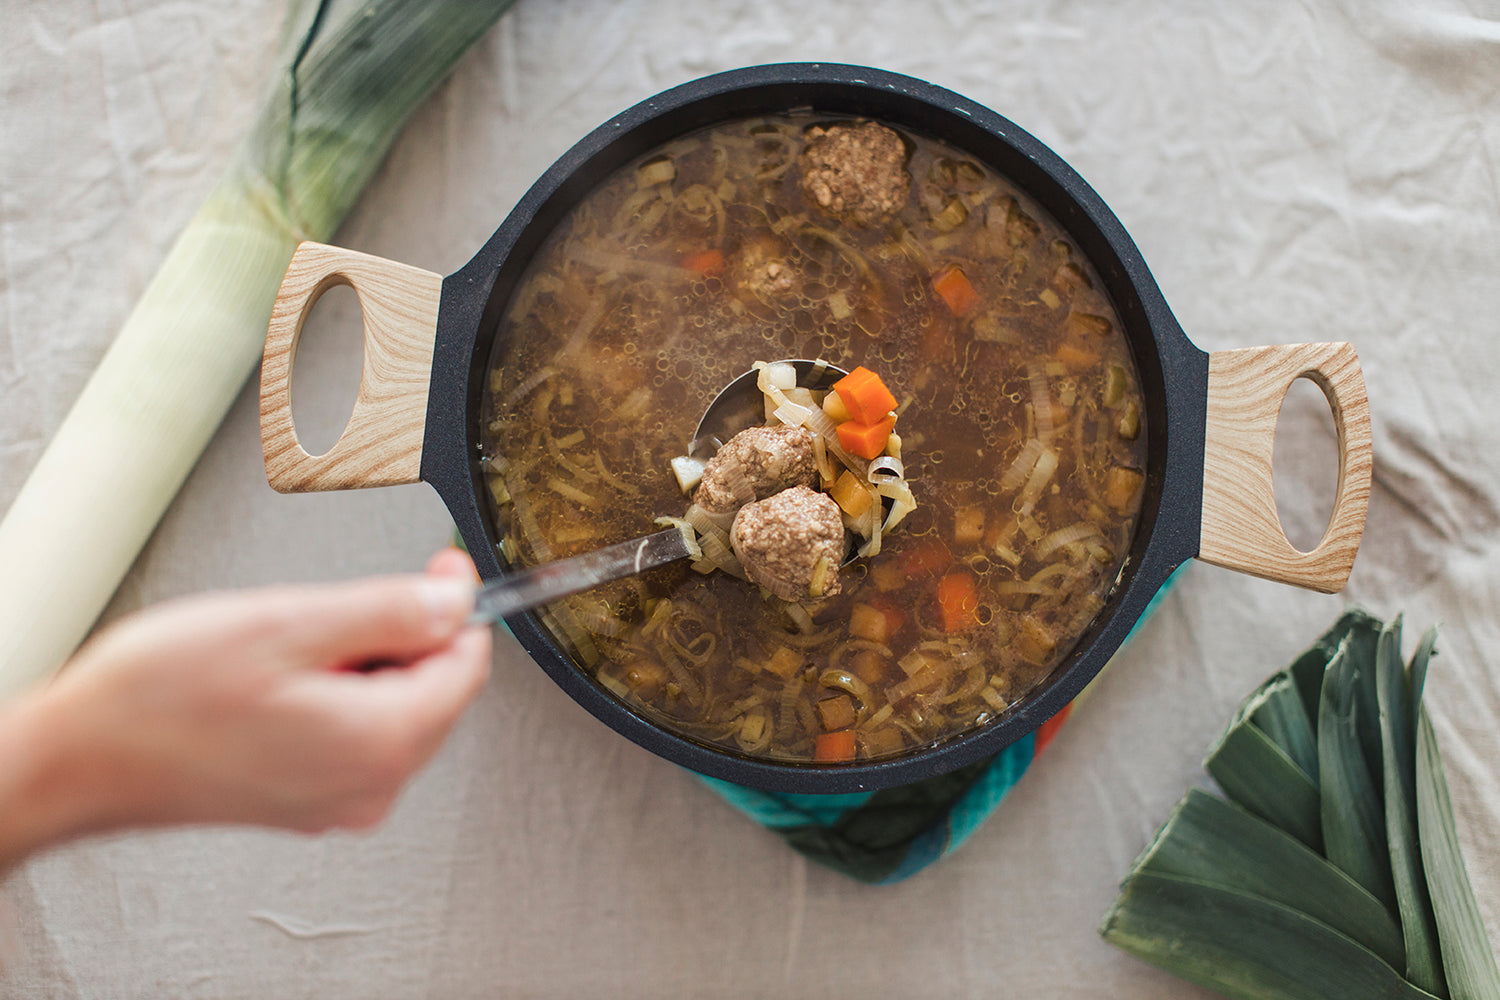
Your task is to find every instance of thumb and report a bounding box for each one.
[279,576,478,668]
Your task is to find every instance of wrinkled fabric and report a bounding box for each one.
[2,1,1498,996]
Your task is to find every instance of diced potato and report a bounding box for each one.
[1066,311,1113,338]
[850,602,897,644]
[1103,364,1127,407]
[740,712,766,744]
[1105,466,1144,511]
[954,506,986,546]
[859,726,906,758]
[831,470,874,519]
[823,390,851,422]
[869,559,906,593]
[850,649,890,686]
[764,645,804,679]
[828,290,853,320]
[1056,343,1098,369]
[817,694,857,732]
[1039,287,1061,310]
[1015,618,1056,664]
[1118,401,1141,440]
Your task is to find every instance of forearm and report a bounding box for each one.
[0,691,106,873]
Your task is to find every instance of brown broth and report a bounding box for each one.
[479,113,1148,764]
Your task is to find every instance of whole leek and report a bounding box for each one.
[0,0,517,696]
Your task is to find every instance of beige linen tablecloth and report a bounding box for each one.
[2,1,1497,996]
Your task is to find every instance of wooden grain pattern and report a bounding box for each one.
[1199,342,1372,593]
[260,242,442,492]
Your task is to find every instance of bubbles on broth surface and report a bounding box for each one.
[478,113,1149,766]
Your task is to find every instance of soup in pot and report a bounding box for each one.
[479,113,1147,764]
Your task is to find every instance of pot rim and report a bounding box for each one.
[420,62,1208,794]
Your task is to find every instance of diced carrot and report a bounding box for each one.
[814,730,857,762]
[832,366,897,424]
[900,540,953,579]
[682,249,725,276]
[937,571,980,632]
[932,264,980,317]
[836,415,895,460]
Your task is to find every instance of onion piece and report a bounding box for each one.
[1035,522,1103,561]
[1015,446,1059,516]
[670,455,707,494]
[784,602,816,633]
[867,455,905,484]
[999,438,1044,493]
[819,668,873,709]
[653,516,704,562]
[684,502,734,536]
[697,531,745,579]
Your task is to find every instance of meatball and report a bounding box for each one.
[799,122,911,227]
[694,424,818,515]
[731,485,846,601]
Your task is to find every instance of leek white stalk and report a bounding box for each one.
[0,0,517,696]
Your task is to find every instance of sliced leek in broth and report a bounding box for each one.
[479,113,1148,764]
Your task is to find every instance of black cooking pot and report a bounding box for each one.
[260,64,1372,794]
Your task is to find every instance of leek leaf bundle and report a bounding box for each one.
[1102,611,1500,1000]
[0,0,517,696]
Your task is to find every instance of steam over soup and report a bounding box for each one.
[480,114,1148,764]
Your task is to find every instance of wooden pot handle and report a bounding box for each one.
[1198,342,1373,593]
[260,241,443,493]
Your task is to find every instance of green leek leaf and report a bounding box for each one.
[1136,788,1404,968]
[1206,717,1322,851]
[1288,609,1382,722]
[1378,618,1446,994]
[1320,640,1397,910]
[1101,871,1440,1000]
[1249,674,1320,782]
[1417,710,1500,1000]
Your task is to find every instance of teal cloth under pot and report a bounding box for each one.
[698,567,1182,884]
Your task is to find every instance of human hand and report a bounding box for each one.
[0,549,491,864]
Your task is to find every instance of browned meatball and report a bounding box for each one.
[799,122,910,227]
[694,424,818,515]
[731,485,846,601]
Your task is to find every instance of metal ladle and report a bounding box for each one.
[468,360,851,624]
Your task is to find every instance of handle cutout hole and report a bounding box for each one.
[290,281,365,457]
[1273,375,1340,553]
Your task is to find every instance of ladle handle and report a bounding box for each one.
[471,529,694,623]
[260,241,442,493]
[1199,341,1373,593]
